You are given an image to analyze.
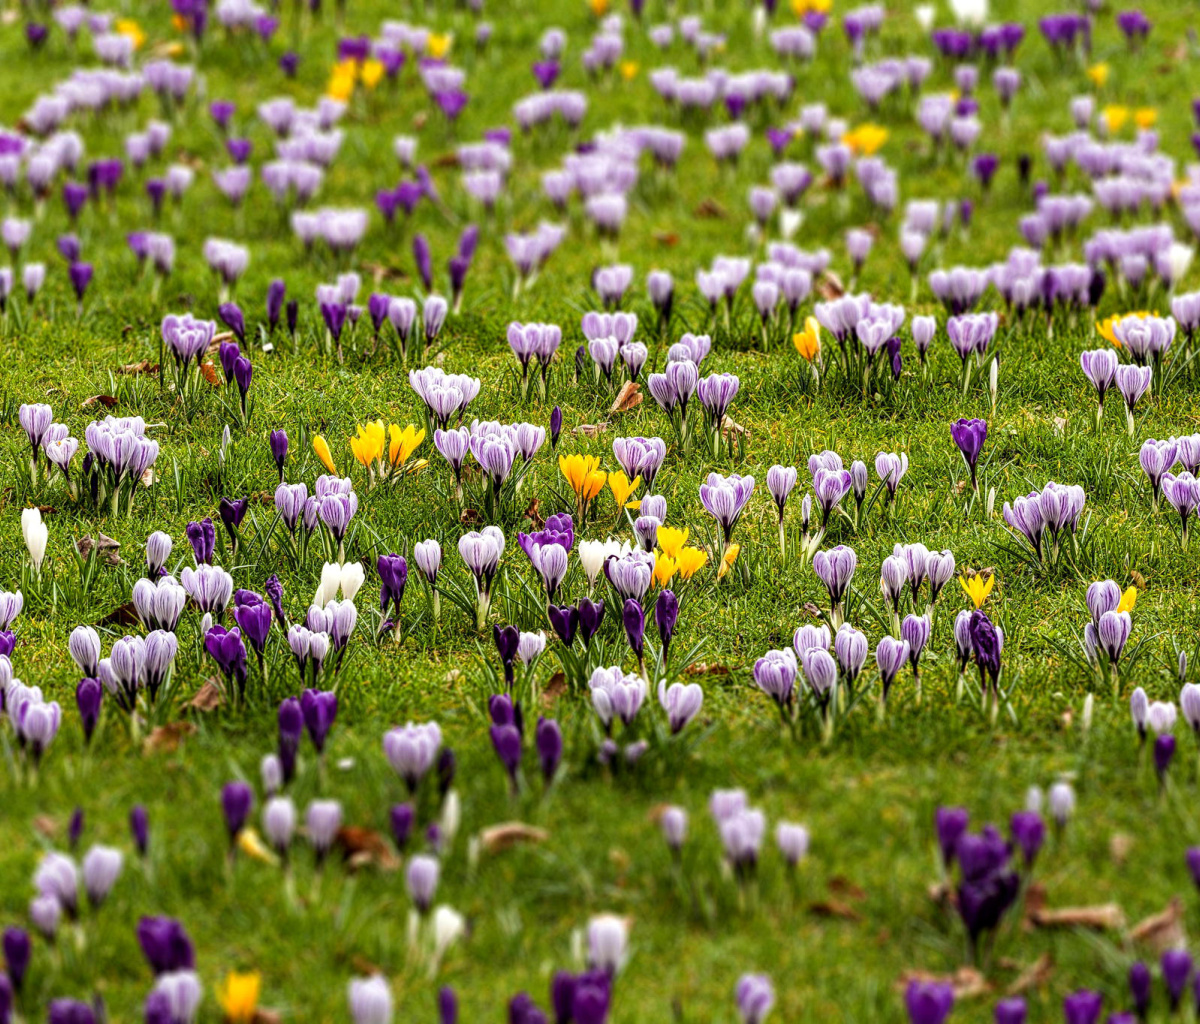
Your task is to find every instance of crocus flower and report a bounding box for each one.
[905,981,953,1024]
[950,418,987,491]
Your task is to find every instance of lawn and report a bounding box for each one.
[1,0,1200,1020]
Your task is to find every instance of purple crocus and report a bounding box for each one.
[905,981,953,1024]
[950,418,987,491]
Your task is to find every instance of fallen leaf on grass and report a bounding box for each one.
[828,876,867,901]
[34,815,58,839]
[351,954,385,977]
[1029,903,1125,930]
[143,721,196,754]
[896,968,990,999]
[809,899,861,921]
[81,394,118,409]
[459,508,482,525]
[816,270,845,300]
[1128,897,1185,952]
[187,680,225,712]
[654,232,680,246]
[609,381,642,415]
[694,197,727,218]
[572,422,609,438]
[253,1010,282,1024]
[523,497,544,529]
[100,601,140,627]
[480,822,549,853]
[77,534,122,566]
[685,662,730,676]
[721,415,749,437]
[1006,953,1055,995]
[199,361,221,387]
[338,827,400,871]
[541,671,568,706]
[433,151,460,168]
[1110,833,1133,865]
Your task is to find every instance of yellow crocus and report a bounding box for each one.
[959,572,995,609]
[1134,107,1158,130]
[351,421,387,468]
[560,454,603,496]
[790,0,831,13]
[360,59,385,89]
[171,13,188,31]
[793,316,821,361]
[608,470,641,508]
[1086,63,1110,88]
[580,469,607,503]
[619,61,639,81]
[843,123,887,157]
[676,547,709,580]
[313,435,338,475]
[652,555,678,588]
[1102,104,1129,133]
[389,424,425,467]
[327,77,355,102]
[587,0,609,15]
[216,972,261,1024]
[1097,311,1152,348]
[717,544,741,579]
[427,33,452,59]
[237,828,279,865]
[115,18,146,49]
[657,526,689,560]
[1117,586,1137,614]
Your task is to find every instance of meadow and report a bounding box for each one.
[2,0,1200,1020]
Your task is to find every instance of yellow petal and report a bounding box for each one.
[237,828,279,865]
[1117,586,1137,614]
[313,436,338,475]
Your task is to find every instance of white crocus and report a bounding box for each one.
[949,0,988,26]
[914,3,935,30]
[21,508,47,572]
[314,561,342,607]
[339,561,365,602]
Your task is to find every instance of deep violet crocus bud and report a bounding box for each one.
[286,299,299,337]
[1063,990,1103,1024]
[439,987,458,1024]
[278,697,303,783]
[270,429,288,479]
[130,805,149,856]
[655,589,679,660]
[76,678,102,744]
[1155,733,1176,782]
[1009,811,1045,869]
[2,927,30,992]
[950,417,987,490]
[935,806,969,869]
[219,302,245,344]
[68,808,84,850]
[623,599,645,663]
[413,234,433,292]
[390,803,414,850]
[221,781,253,845]
[550,406,563,449]
[300,688,337,754]
[994,998,1026,1024]
[490,724,522,789]
[536,717,563,783]
[1163,950,1193,1012]
[1128,961,1151,1019]
[494,624,520,688]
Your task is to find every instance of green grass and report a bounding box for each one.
[3,0,1200,1020]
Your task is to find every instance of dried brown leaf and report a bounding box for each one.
[1006,954,1055,996]
[1029,903,1125,931]
[33,815,58,839]
[198,361,221,387]
[816,270,846,300]
[187,680,226,712]
[572,422,609,438]
[100,601,140,627]
[524,497,544,529]
[1110,833,1133,865]
[828,876,867,901]
[694,197,728,219]
[685,662,730,676]
[459,508,482,525]
[809,899,861,921]
[542,671,568,706]
[609,381,642,415]
[480,822,549,854]
[338,826,400,871]
[721,414,748,437]
[143,721,196,753]
[117,360,159,375]
[1128,897,1185,952]
[252,1010,282,1024]
[81,394,118,409]
[654,232,680,247]
[433,151,460,168]
[77,534,122,567]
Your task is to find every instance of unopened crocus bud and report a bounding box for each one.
[1163,949,1193,1011]
[270,430,288,479]
[1009,811,1044,869]
[536,717,562,783]
[405,854,440,914]
[622,599,645,662]
[82,845,123,907]
[934,806,969,869]
[655,589,679,661]
[550,406,562,449]
[438,987,458,1024]
[1048,781,1074,828]
[390,803,414,850]
[145,531,172,577]
[261,754,283,795]
[130,805,149,857]
[1128,961,1151,1019]
[2,927,30,992]
[1155,733,1176,782]
[68,808,84,850]
[286,299,299,337]
[661,806,687,852]
[76,678,103,744]
[221,781,253,845]
[776,822,809,867]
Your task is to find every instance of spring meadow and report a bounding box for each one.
[8,0,1200,1019]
